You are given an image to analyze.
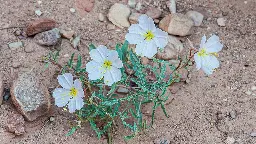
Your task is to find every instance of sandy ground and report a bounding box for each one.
[0,0,256,143]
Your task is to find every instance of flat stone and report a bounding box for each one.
[6,113,25,135]
[0,73,4,105]
[159,13,194,36]
[146,7,162,19]
[24,43,36,53]
[217,17,226,27]
[34,28,61,46]
[108,3,131,28]
[26,18,57,36]
[186,11,204,26]
[117,87,129,94]
[156,35,184,60]
[11,72,51,121]
[8,42,23,50]
[60,30,75,39]
[129,13,142,24]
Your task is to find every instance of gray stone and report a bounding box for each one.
[128,0,136,8]
[168,0,176,13]
[117,87,129,94]
[229,110,237,119]
[186,11,204,26]
[34,28,61,46]
[217,18,226,27]
[8,42,23,50]
[0,73,3,105]
[156,35,184,60]
[11,72,51,121]
[250,132,256,137]
[129,13,142,24]
[251,86,256,91]
[108,3,131,28]
[159,13,194,36]
[24,43,36,53]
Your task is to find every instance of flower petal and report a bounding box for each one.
[53,88,70,107]
[135,41,157,58]
[194,53,202,70]
[125,33,144,45]
[90,45,108,63]
[57,73,73,89]
[103,67,122,86]
[107,50,123,68]
[68,97,84,113]
[153,28,168,48]
[127,24,145,34]
[200,35,206,49]
[74,79,83,90]
[201,55,220,75]
[205,35,223,53]
[138,14,156,32]
[86,61,104,80]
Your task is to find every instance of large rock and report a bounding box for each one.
[26,18,57,36]
[34,28,61,46]
[108,3,131,28]
[129,13,142,24]
[11,72,51,121]
[156,35,184,60]
[186,11,204,26]
[0,73,4,105]
[159,13,194,36]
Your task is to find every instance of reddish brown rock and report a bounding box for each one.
[11,72,51,121]
[75,0,95,15]
[6,113,25,135]
[26,18,57,36]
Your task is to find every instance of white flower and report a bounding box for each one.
[86,45,123,86]
[194,35,223,75]
[53,73,84,113]
[125,14,168,58]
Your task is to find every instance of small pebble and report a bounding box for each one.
[70,8,76,13]
[229,110,236,119]
[98,13,105,22]
[217,17,225,27]
[35,10,42,16]
[128,0,136,8]
[49,116,55,122]
[245,90,252,95]
[226,137,235,144]
[135,2,142,11]
[251,86,256,91]
[250,132,256,137]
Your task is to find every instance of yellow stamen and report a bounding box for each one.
[103,60,112,70]
[69,87,78,97]
[143,31,155,41]
[198,48,208,57]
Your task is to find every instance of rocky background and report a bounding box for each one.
[0,0,255,144]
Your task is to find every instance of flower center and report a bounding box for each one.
[103,60,112,70]
[198,48,208,57]
[143,31,155,41]
[69,87,78,97]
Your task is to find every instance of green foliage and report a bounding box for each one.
[46,41,187,142]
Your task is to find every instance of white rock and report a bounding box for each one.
[117,87,129,94]
[186,11,204,26]
[128,0,136,8]
[98,13,106,22]
[168,0,176,13]
[135,2,142,11]
[226,137,235,144]
[156,35,184,60]
[108,3,131,28]
[9,42,23,50]
[217,18,226,27]
[70,8,76,13]
[35,10,42,16]
[250,132,256,137]
[251,86,256,91]
[245,90,252,95]
[159,13,194,36]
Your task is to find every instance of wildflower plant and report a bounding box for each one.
[44,15,223,142]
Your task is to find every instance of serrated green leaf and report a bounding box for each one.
[66,126,79,136]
